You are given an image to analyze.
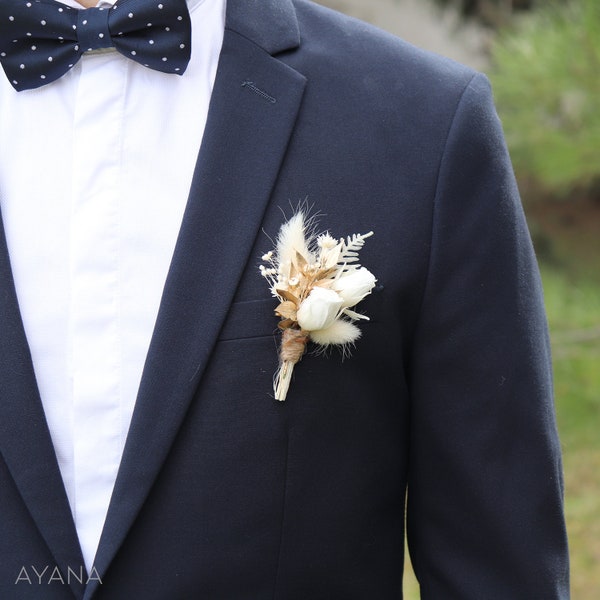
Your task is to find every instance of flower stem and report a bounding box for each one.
[274,329,309,400]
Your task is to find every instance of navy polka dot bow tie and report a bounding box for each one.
[0,0,192,91]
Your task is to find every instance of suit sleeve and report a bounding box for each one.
[406,73,569,598]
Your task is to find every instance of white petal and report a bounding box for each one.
[332,267,377,308]
[297,287,343,331]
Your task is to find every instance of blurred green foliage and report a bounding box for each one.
[432,0,535,26]
[489,0,600,194]
[542,264,600,600]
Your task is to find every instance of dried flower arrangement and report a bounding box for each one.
[260,211,376,400]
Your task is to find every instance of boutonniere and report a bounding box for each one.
[260,211,376,401]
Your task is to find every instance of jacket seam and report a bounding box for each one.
[409,71,480,348]
[405,71,480,575]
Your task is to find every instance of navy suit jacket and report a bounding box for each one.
[0,0,569,598]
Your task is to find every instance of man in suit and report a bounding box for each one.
[0,0,569,597]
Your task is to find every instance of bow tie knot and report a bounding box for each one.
[0,0,192,92]
[77,7,113,52]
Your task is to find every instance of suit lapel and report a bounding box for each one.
[0,214,87,599]
[86,1,306,595]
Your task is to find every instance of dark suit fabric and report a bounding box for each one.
[0,0,568,598]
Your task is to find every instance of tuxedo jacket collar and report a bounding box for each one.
[0,217,88,598]
[227,0,301,55]
[0,1,306,598]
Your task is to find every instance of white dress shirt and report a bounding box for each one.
[0,0,226,573]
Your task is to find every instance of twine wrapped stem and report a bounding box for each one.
[274,328,309,401]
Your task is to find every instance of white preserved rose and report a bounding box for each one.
[332,267,377,308]
[296,287,343,331]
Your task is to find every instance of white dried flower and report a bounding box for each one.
[296,287,343,331]
[333,267,377,308]
[317,233,338,249]
[309,319,361,347]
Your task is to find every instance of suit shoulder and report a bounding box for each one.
[290,0,478,101]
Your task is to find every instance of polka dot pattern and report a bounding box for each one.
[0,0,192,91]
